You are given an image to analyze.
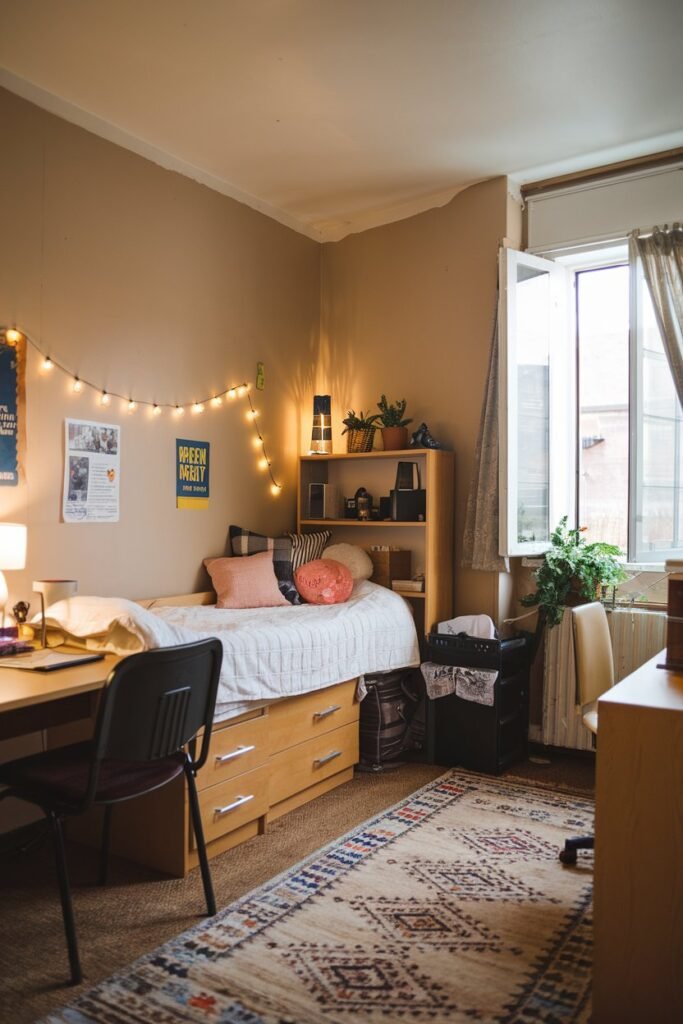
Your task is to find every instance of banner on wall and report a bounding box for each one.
[62,419,121,522]
[0,337,26,486]
[176,439,210,509]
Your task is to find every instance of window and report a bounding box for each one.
[499,244,683,566]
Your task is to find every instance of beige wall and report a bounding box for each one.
[321,178,515,618]
[0,87,321,605]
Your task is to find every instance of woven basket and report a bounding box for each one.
[346,427,376,453]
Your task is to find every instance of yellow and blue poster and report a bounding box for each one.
[176,439,210,509]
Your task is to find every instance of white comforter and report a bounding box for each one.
[43,582,420,719]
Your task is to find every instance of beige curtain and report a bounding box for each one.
[462,303,509,573]
[630,223,683,408]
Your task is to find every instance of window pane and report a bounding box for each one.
[516,267,549,544]
[577,265,629,550]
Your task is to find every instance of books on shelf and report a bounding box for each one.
[391,579,425,593]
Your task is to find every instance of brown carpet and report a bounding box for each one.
[0,753,593,1023]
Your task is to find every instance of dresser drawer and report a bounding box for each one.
[193,763,269,847]
[198,714,268,791]
[268,679,359,754]
[269,721,359,805]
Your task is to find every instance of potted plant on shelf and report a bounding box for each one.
[341,410,380,453]
[521,516,628,628]
[377,395,413,451]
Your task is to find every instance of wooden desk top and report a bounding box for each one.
[0,652,118,713]
[598,651,683,713]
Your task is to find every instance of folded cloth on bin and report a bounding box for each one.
[437,613,496,639]
[421,662,497,706]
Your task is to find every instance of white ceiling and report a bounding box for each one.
[1,0,682,241]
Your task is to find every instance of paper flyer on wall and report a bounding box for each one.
[63,419,120,523]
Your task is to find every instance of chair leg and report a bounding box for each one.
[184,764,216,917]
[46,811,83,985]
[559,834,595,865]
[99,804,113,886]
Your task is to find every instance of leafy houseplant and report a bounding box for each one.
[341,409,380,453]
[377,395,413,451]
[521,516,628,628]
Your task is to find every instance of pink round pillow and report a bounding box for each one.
[294,558,354,605]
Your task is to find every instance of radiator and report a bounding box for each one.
[532,606,666,751]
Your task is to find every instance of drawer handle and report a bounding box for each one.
[214,794,254,817]
[313,704,342,720]
[313,749,342,768]
[215,744,256,764]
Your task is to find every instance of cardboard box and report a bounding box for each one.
[367,549,411,589]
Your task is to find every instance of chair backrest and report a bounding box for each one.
[571,603,614,706]
[94,639,223,768]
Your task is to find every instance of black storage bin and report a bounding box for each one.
[423,633,529,774]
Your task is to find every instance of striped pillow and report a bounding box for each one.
[228,525,300,604]
[286,530,332,571]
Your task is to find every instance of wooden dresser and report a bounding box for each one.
[73,676,360,876]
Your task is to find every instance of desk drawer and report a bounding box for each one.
[193,763,269,848]
[269,721,359,805]
[198,714,268,790]
[268,679,359,754]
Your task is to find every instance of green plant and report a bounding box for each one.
[521,516,628,628]
[341,409,380,434]
[376,395,412,428]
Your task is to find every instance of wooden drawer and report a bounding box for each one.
[269,720,359,806]
[268,679,359,754]
[193,763,269,848]
[198,714,268,790]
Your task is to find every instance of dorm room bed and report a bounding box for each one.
[48,581,419,876]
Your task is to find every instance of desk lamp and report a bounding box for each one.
[0,523,27,629]
[33,579,78,648]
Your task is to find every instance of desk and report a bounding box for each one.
[0,654,117,740]
[594,653,683,1023]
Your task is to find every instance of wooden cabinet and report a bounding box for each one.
[73,678,360,878]
[298,449,455,634]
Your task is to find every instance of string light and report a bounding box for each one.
[1,322,283,495]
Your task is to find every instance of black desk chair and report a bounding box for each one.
[0,638,223,985]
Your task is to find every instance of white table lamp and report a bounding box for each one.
[33,579,78,648]
[0,523,27,627]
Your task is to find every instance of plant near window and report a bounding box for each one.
[521,516,628,628]
[376,396,412,428]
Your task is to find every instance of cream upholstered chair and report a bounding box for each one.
[559,601,614,865]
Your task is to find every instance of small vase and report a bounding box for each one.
[381,426,408,451]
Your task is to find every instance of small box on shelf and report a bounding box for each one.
[391,579,424,593]
[367,548,411,589]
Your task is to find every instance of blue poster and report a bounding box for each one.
[176,439,210,509]
[0,342,19,486]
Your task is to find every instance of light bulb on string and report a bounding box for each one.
[192,402,204,414]
[100,391,111,406]
[42,356,54,371]
[270,483,281,497]
[252,436,262,448]
[228,388,237,400]
[5,328,21,344]
[258,457,268,471]
[73,377,83,393]
[211,395,222,408]
[174,405,184,416]
[153,404,162,416]
[127,399,136,412]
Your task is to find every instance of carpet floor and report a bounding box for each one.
[0,754,594,1023]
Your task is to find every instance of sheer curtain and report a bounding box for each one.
[461,303,509,573]
[630,223,683,408]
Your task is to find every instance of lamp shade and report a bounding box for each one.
[33,579,79,606]
[309,394,332,455]
[0,522,27,571]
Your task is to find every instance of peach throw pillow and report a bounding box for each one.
[204,551,289,609]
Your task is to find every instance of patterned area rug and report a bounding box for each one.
[43,770,593,1023]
